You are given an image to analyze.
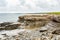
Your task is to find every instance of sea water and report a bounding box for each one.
[0,13,27,38]
[0,13,25,22]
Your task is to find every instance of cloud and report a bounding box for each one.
[0,0,7,7]
[0,0,60,13]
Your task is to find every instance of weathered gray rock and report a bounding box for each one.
[5,24,21,30]
[0,22,13,27]
[50,15,60,23]
[0,22,21,30]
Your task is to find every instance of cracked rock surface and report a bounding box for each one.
[0,14,60,40]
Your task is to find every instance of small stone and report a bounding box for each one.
[2,34,6,35]
[39,30,47,32]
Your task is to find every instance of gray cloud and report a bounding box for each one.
[0,0,60,13]
[0,0,7,7]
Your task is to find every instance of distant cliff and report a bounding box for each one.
[18,14,60,29]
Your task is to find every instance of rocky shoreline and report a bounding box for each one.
[0,14,60,40]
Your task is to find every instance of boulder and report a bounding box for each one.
[52,16,60,23]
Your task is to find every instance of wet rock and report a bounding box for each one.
[0,22,13,27]
[0,22,13,30]
[5,24,21,30]
[0,22,21,30]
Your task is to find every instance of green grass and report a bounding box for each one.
[27,12,60,15]
[48,12,60,15]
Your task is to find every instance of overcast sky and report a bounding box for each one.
[0,0,60,13]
